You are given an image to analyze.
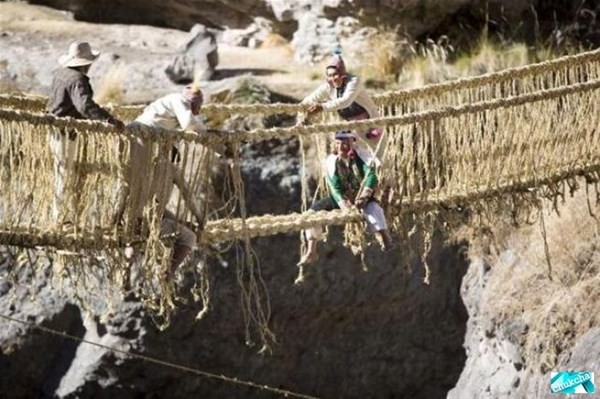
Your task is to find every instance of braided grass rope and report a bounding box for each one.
[0,93,600,249]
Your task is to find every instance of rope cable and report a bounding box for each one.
[0,313,318,399]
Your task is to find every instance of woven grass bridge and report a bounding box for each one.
[1,49,599,343]
[1,49,599,249]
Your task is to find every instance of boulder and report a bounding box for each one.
[165,24,218,84]
[291,13,339,64]
[218,17,274,48]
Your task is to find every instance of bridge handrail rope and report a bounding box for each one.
[0,78,596,226]
[1,78,598,146]
[231,79,600,142]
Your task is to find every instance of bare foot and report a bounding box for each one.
[293,268,305,285]
[296,251,318,267]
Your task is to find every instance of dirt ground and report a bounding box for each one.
[0,2,322,102]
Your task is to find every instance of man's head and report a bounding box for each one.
[325,53,347,88]
[333,130,356,157]
[59,41,99,73]
[182,85,203,115]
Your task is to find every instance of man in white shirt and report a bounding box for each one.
[135,85,205,132]
[118,85,206,283]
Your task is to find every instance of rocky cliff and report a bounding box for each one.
[449,192,600,398]
[1,2,599,398]
[22,0,599,64]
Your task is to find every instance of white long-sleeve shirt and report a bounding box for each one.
[135,93,205,132]
[302,75,385,165]
[302,75,380,119]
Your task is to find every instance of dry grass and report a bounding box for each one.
[260,33,291,49]
[460,187,600,372]
[454,40,530,76]
[95,64,127,105]
[398,37,457,88]
[357,30,412,85]
[357,33,528,90]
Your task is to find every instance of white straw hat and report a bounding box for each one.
[58,41,99,68]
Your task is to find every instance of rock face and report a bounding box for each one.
[24,0,600,63]
[25,0,547,62]
[449,208,600,399]
[0,136,470,398]
[448,254,527,399]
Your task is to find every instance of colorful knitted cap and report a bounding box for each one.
[326,47,347,75]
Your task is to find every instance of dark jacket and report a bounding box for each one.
[46,67,118,123]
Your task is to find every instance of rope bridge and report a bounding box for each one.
[1,49,599,349]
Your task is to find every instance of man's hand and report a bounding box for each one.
[339,199,353,210]
[354,188,373,209]
[307,103,323,115]
[111,119,125,129]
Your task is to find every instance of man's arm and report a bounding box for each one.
[322,75,361,111]
[359,156,378,190]
[302,83,331,105]
[70,79,121,125]
[354,157,378,208]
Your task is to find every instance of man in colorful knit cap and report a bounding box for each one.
[296,130,393,275]
[301,49,386,166]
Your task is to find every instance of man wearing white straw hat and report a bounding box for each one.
[47,41,123,224]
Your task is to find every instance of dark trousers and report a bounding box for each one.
[310,197,339,212]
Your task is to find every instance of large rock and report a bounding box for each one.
[218,17,275,48]
[165,24,219,83]
[291,13,339,64]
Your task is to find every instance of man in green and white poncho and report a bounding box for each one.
[297,130,393,268]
